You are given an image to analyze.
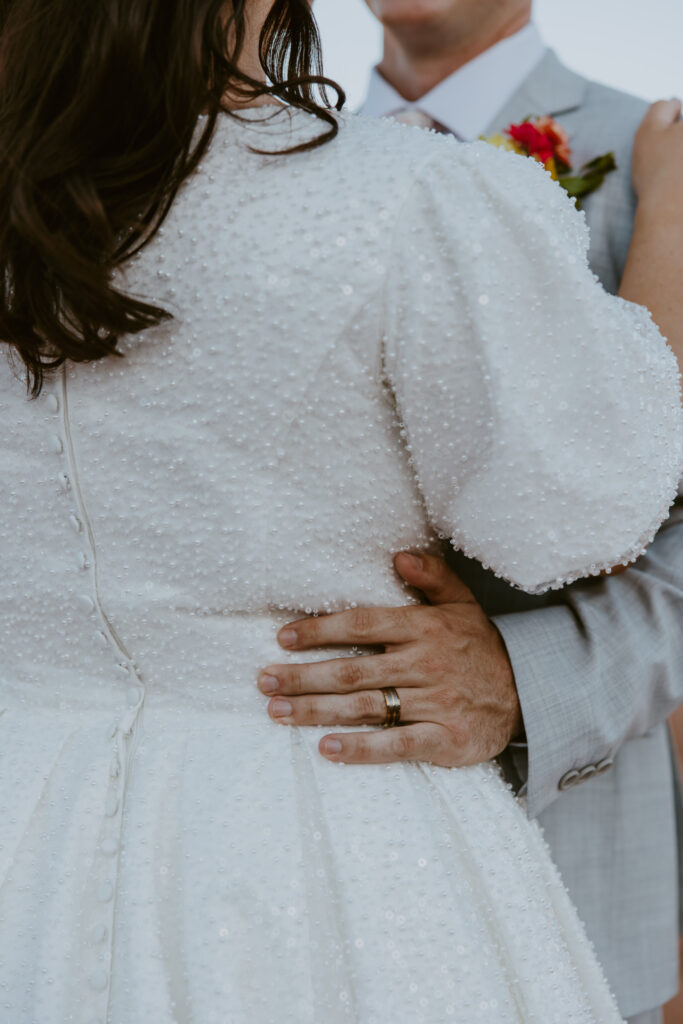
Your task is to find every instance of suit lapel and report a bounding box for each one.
[486,50,588,134]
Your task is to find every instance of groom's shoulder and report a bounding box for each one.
[581,74,649,127]
[561,67,649,153]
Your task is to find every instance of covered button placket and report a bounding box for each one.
[78,670,144,1020]
[51,367,146,1021]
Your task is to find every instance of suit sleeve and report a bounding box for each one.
[493,495,683,818]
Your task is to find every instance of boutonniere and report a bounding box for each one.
[484,116,617,206]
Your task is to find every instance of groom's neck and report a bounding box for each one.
[377,9,531,102]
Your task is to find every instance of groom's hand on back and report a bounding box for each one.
[258,553,524,767]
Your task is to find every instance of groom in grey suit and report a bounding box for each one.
[288,2,683,1022]
[362,6,683,1023]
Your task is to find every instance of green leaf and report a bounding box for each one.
[560,175,603,198]
[580,152,618,176]
[558,152,618,207]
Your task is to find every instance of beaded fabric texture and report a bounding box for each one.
[0,107,680,1023]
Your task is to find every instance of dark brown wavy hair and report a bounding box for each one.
[0,0,344,395]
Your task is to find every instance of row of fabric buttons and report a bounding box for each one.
[46,376,147,1022]
[558,757,614,792]
[81,678,146,1018]
[45,388,90,583]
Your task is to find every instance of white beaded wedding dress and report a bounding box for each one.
[0,107,681,1024]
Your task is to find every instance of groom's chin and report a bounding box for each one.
[364,0,461,27]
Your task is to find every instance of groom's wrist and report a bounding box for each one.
[635,184,683,223]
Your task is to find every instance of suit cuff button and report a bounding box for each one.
[595,757,614,775]
[559,769,581,792]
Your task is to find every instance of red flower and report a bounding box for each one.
[506,117,573,171]
[507,121,556,165]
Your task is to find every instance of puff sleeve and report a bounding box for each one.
[383,139,682,593]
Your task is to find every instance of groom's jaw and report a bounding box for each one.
[367,0,532,98]
[368,0,532,62]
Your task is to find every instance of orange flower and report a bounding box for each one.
[532,116,572,169]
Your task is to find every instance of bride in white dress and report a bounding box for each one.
[0,2,680,1023]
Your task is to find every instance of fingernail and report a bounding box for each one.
[278,629,298,649]
[271,699,293,719]
[401,552,423,572]
[259,674,279,695]
[321,738,343,756]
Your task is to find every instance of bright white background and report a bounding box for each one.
[315,0,683,110]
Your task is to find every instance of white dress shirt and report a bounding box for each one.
[360,23,548,140]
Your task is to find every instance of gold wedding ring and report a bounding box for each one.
[381,687,401,729]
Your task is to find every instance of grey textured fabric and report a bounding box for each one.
[451,50,683,1019]
[675,744,683,935]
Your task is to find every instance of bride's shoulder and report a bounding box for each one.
[328,109,462,184]
[333,109,448,158]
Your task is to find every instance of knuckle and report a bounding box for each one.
[304,618,321,643]
[430,736,456,766]
[418,726,449,763]
[282,667,304,696]
[447,721,469,751]
[377,655,397,683]
[351,608,375,639]
[387,606,413,631]
[338,659,364,691]
[393,730,416,760]
[293,697,322,725]
[430,686,457,712]
[420,608,449,639]
[420,652,451,679]
[308,700,329,726]
[352,692,380,722]
[345,736,369,762]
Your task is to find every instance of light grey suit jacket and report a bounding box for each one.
[452,50,683,1019]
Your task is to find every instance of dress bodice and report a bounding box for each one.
[0,108,680,706]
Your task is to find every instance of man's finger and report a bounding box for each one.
[318,722,454,765]
[266,687,431,727]
[259,650,414,696]
[278,604,441,650]
[643,98,683,131]
[394,551,476,606]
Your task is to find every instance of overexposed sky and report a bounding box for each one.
[316,0,683,110]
